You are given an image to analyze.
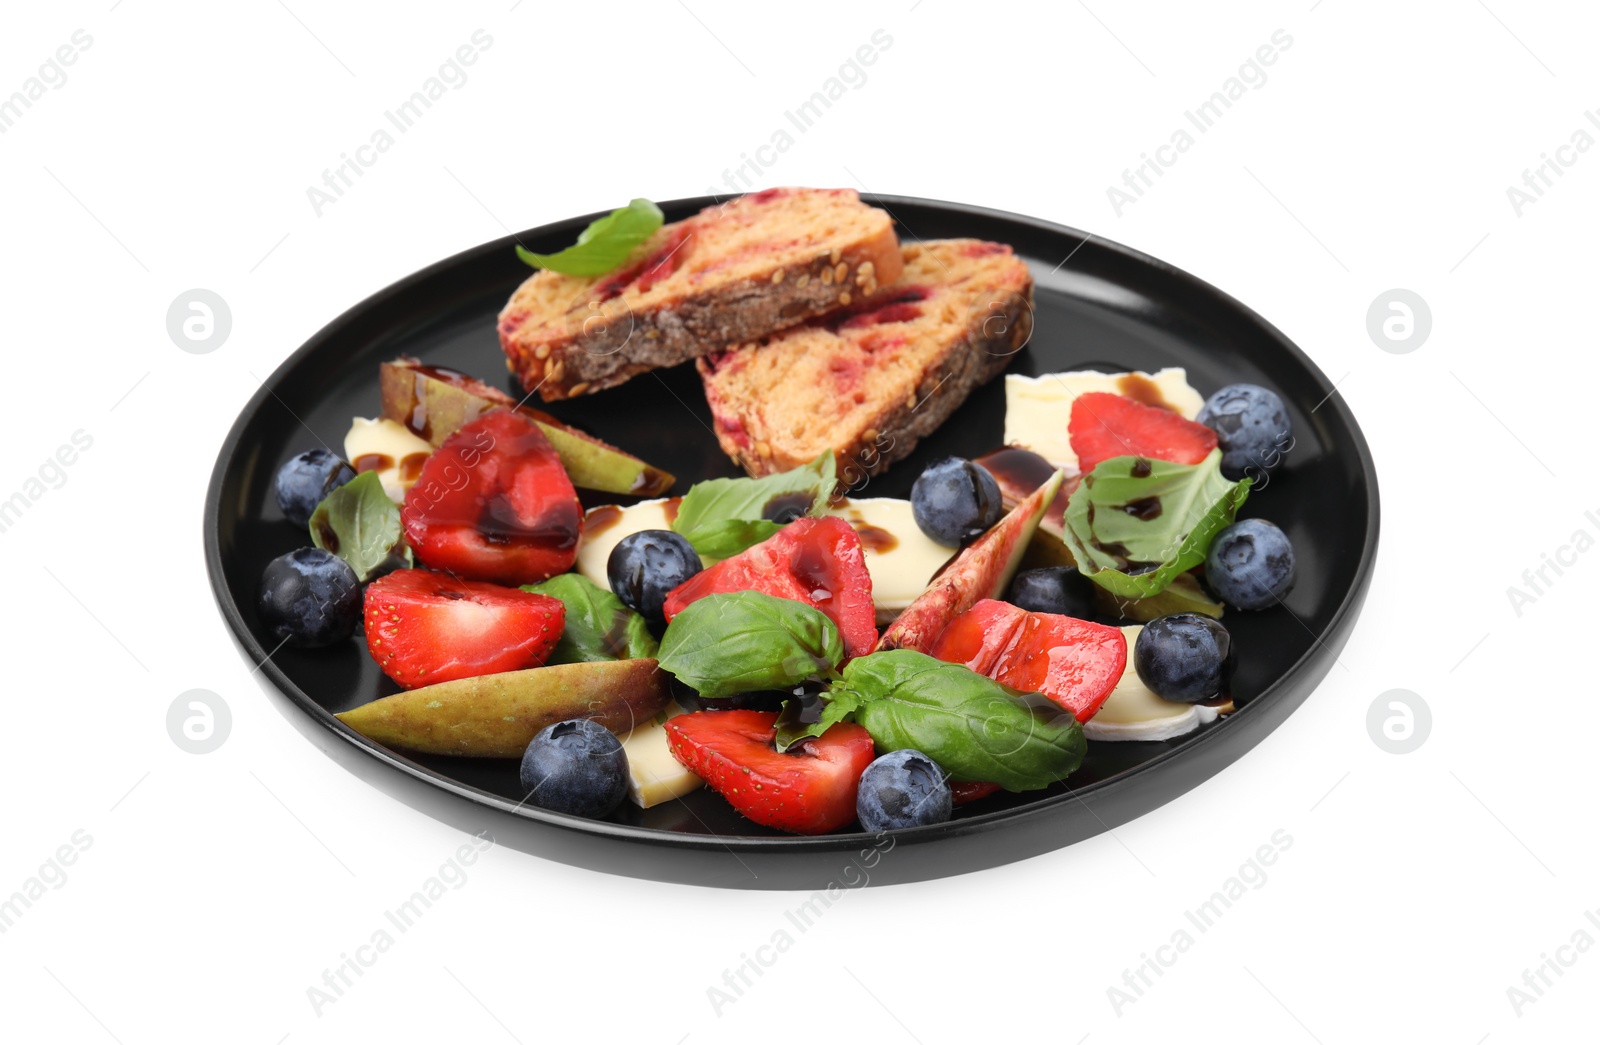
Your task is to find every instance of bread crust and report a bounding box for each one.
[500,196,903,401]
[701,262,1035,481]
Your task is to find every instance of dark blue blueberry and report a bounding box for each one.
[1005,566,1097,618]
[910,457,1003,547]
[257,547,361,648]
[1133,613,1234,703]
[519,719,628,818]
[1205,518,1296,610]
[1196,384,1292,481]
[275,449,356,527]
[855,749,952,831]
[607,529,702,622]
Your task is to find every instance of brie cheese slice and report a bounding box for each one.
[575,498,684,590]
[1004,368,1205,472]
[826,497,955,625]
[342,417,434,503]
[1083,626,1227,742]
[618,701,702,807]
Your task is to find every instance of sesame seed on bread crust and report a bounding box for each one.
[498,188,903,401]
[697,239,1034,483]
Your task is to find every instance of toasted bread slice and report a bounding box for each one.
[697,239,1033,482]
[499,188,902,401]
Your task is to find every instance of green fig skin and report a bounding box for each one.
[337,659,672,757]
[379,358,674,496]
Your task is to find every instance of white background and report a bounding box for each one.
[1,0,1593,1041]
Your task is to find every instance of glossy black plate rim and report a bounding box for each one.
[203,194,1380,881]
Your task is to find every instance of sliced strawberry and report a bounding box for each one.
[363,569,565,689]
[662,517,877,660]
[950,780,1002,806]
[664,710,876,834]
[930,598,1127,722]
[1068,392,1218,474]
[402,411,582,585]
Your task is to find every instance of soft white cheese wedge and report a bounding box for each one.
[342,417,433,503]
[1082,626,1225,742]
[618,701,702,807]
[575,498,684,590]
[1004,368,1205,472]
[826,498,955,625]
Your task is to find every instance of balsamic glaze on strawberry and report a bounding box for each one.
[402,411,582,585]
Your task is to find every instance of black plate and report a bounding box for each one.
[205,195,1379,889]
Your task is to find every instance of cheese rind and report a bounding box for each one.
[1082,625,1223,742]
[1004,369,1205,473]
[618,702,703,807]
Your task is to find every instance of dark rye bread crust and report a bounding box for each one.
[499,191,902,401]
[701,277,1035,482]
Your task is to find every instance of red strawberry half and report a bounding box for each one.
[1068,392,1217,474]
[363,569,565,689]
[402,411,582,585]
[664,709,876,834]
[662,516,877,660]
[950,781,1002,806]
[930,598,1127,722]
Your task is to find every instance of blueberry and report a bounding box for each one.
[1196,384,1292,481]
[607,529,702,622]
[1005,566,1097,618]
[1133,614,1234,703]
[1205,518,1296,610]
[257,547,361,648]
[910,457,1003,547]
[275,449,357,527]
[519,719,628,818]
[856,749,952,831]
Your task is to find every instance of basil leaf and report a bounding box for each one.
[671,451,837,558]
[1061,450,1250,600]
[308,471,412,582]
[835,650,1085,792]
[515,198,664,277]
[525,574,657,664]
[677,518,783,561]
[657,591,844,698]
[773,690,862,753]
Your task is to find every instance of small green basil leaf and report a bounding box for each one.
[308,471,412,582]
[1062,450,1250,600]
[515,198,665,277]
[773,690,863,753]
[835,650,1085,792]
[657,591,844,698]
[678,518,783,561]
[670,452,837,555]
[524,573,657,664]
